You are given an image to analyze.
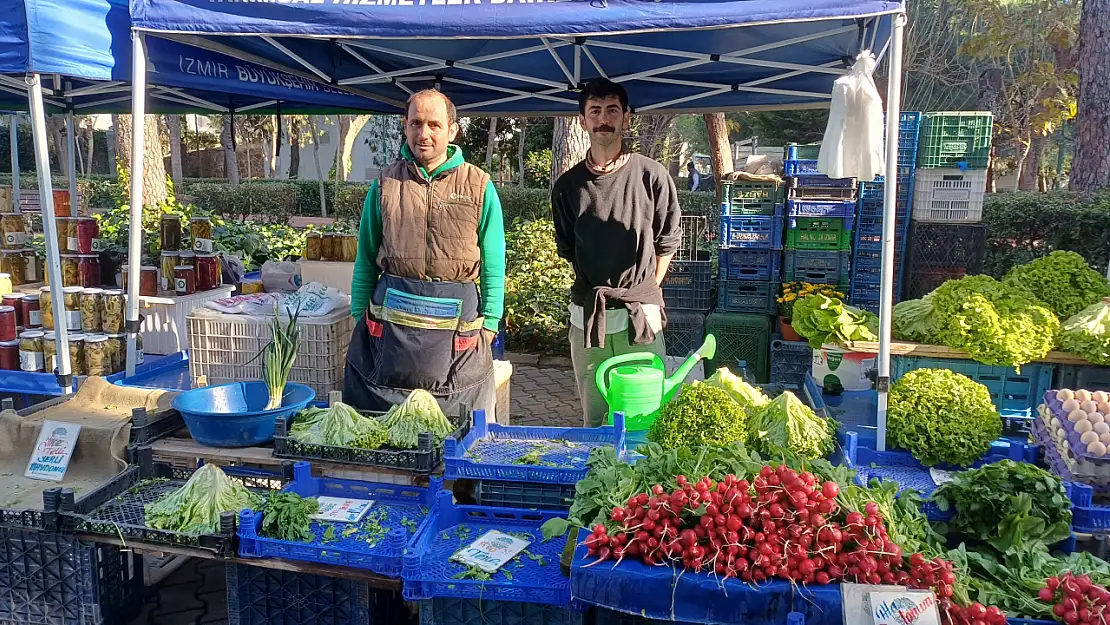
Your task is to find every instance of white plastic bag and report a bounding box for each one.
[261,260,301,293]
[817,51,885,181]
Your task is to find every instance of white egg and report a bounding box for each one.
[1077,419,1094,433]
[1069,409,1089,422]
[1082,431,1100,444]
[1089,441,1108,457]
[1098,402,1110,415]
[1094,422,1109,435]
[1082,400,1100,414]
[1053,418,1063,430]
[1091,413,1106,425]
[1064,399,1082,412]
[1100,433,1110,445]
[1078,389,1093,402]
[1059,389,1076,402]
[1095,391,1109,403]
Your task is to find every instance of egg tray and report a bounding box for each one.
[1043,391,1110,464]
[1032,413,1110,496]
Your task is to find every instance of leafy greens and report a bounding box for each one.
[145,464,262,535]
[289,402,388,449]
[1003,250,1110,319]
[887,368,1001,467]
[1061,298,1110,365]
[747,390,838,459]
[791,294,879,348]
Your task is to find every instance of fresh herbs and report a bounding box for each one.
[259,492,319,542]
[887,368,1002,466]
[647,383,748,450]
[262,304,301,410]
[932,460,1073,554]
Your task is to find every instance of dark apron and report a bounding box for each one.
[343,274,495,420]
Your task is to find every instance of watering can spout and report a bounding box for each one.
[663,334,716,401]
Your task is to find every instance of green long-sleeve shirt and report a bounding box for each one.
[349,144,506,333]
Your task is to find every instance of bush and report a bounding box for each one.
[982,191,1110,277]
[503,218,574,354]
[524,149,552,189]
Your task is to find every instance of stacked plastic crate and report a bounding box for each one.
[660,215,710,357]
[903,112,992,299]
[782,145,856,289]
[848,112,922,314]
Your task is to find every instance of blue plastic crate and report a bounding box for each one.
[720,212,784,249]
[782,250,850,285]
[715,278,777,314]
[786,198,856,218]
[238,462,439,577]
[1067,482,1110,534]
[718,248,782,281]
[850,249,903,290]
[226,562,401,625]
[784,160,820,176]
[0,529,143,625]
[473,481,576,511]
[860,171,914,201]
[596,608,808,625]
[853,216,911,255]
[445,410,625,484]
[420,598,585,625]
[770,336,812,389]
[891,356,1055,418]
[1054,364,1110,392]
[402,493,572,606]
[790,174,856,189]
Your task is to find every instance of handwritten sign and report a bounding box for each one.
[869,590,941,625]
[451,530,531,573]
[311,497,374,523]
[842,583,906,625]
[25,420,81,482]
[929,468,955,487]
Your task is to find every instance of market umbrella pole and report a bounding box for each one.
[66,112,78,217]
[9,115,20,211]
[876,11,906,452]
[124,32,147,378]
[27,74,73,394]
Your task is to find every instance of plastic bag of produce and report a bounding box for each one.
[1062,298,1110,365]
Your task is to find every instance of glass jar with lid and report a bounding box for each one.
[62,286,83,330]
[105,334,123,373]
[65,333,87,376]
[178,250,196,270]
[196,254,221,291]
[160,252,179,291]
[61,254,80,286]
[84,334,110,376]
[1,213,26,250]
[39,286,53,330]
[305,232,322,260]
[75,218,98,254]
[0,305,15,342]
[0,338,17,370]
[42,330,56,373]
[191,217,213,253]
[160,214,182,251]
[78,255,100,288]
[1,250,27,286]
[18,329,44,372]
[80,288,103,333]
[21,294,39,329]
[101,290,125,334]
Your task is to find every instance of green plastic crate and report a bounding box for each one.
[917,112,993,169]
[722,180,784,216]
[784,217,853,251]
[705,312,773,382]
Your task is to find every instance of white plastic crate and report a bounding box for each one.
[186,306,354,396]
[140,287,235,355]
[297,260,355,294]
[911,168,987,223]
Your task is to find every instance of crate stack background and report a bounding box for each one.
[903,111,993,299]
[848,111,922,314]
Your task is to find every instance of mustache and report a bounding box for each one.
[593,124,617,133]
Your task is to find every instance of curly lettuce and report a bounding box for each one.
[1061,298,1110,365]
[1003,251,1110,319]
[791,294,879,349]
[888,368,1002,467]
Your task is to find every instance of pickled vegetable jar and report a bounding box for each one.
[39,287,53,330]
[305,232,322,260]
[66,333,86,376]
[80,288,103,333]
[1,213,26,250]
[62,286,83,330]
[0,305,15,342]
[196,254,220,291]
[21,250,38,283]
[160,252,179,291]
[61,255,80,287]
[2,251,27,286]
[78,255,100,288]
[42,330,56,373]
[174,265,196,295]
[160,214,181,251]
[178,250,196,270]
[105,334,123,373]
[2,294,22,327]
[66,218,80,254]
[54,217,72,253]
[0,339,17,370]
[322,233,338,261]
[84,334,110,376]
[19,329,44,372]
[191,217,213,253]
[101,290,124,334]
[140,266,158,296]
[76,218,98,254]
[52,190,71,217]
[341,235,358,262]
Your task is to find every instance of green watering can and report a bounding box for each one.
[595,334,717,431]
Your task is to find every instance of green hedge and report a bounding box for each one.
[982,191,1110,278]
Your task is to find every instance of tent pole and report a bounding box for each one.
[10,115,20,213]
[125,32,148,378]
[66,112,78,216]
[27,74,73,394]
[876,12,906,452]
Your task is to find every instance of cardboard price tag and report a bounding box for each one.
[451,530,531,573]
[25,420,81,482]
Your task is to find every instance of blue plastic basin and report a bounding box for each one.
[172,381,316,447]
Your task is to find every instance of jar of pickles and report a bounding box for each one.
[21,250,38,283]
[19,329,44,372]
[75,218,98,254]
[42,330,55,373]
[84,334,110,376]
[54,217,72,253]
[191,217,213,253]
[305,232,322,260]
[178,250,196,270]
[78,255,100,288]
[1,213,26,250]
[160,252,179,291]
[160,214,182,251]
[0,339,17,370]
[39,286,53,330]
[62,287,83,330]
[105,334,123,373]
[101,289,124,334]
[66,218,80,254]
[80,288,103,333]
[66,333,86,376]
[322,233,338,261]
[21,294,40,329]
[196,254,221,291]
[341,235,358,262]
[140,266,158,296]
[1,250,27,286]
[61,254,80,286]
[174,265,196,296]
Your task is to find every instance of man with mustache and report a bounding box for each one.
[345,89,505,421]
[552,78,683,427]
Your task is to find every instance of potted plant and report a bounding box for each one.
[778,282,846,342]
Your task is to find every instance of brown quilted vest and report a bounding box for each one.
[377,157,489,282]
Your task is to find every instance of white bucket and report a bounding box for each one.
[812,345,875,391]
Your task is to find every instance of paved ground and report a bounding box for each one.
[508,364,582,428]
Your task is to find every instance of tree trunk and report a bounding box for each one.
[978,68,1006,193]
[309,116,328,217]
[517,118,528,187]
[166,114,184,192]
[288,117,301,180]
[1071,0,1110,192]
[108,114,118,177]
[336,114,372,182]
[550,116,589,190]
[221,116,239,185]
[114,115,167,206]
[46,116,67,173]
[485,117,499,170]
[1017,134,1046,191]
[84,123,94,176]
[703,113,734,200]
[269,115,280,179]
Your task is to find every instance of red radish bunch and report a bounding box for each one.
[1040,573,1110,625]
[940,602,1006,625]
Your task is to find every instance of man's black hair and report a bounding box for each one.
[578,78,630,115]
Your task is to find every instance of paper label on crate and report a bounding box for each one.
[929,189,971,203]
[842,583,907,625]
[25,420,81,482]
[928,468,955,486]
[194,238,213,253]
[868,590,940,625]
[452,530,531,573]
[310,497,374,523]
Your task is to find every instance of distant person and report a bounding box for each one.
[687,160,700,191]
[551,78,682,427]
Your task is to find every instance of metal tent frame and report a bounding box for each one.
[125,2,908,449]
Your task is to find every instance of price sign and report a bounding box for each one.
[870,590,941,625]
[311,497,374,523]
[25,420,81,482]
[451,530,531,573]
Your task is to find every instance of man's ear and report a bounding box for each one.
[448,121,460,143]
[578,115,588,131]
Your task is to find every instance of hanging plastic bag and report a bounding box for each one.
[817,51,885,181]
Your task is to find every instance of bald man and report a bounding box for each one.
[344,89,506,422]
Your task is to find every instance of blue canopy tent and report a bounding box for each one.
[0,0,394,392]
[128,0,908,448]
